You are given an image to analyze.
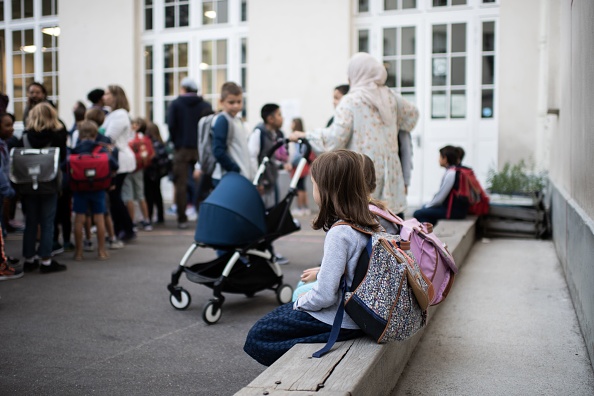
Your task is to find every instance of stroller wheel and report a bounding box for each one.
[276,284,293,305]
[202,301,222,324]
[170,288,191,310]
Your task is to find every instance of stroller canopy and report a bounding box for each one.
[195,172,267,247]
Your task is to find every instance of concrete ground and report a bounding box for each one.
[393,239,594,396]
[0,212,323,395]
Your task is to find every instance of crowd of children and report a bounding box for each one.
[0,82,172,280]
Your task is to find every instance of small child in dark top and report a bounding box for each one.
[413,145,469,226]
[144,122,168,224]
[70,120,118,260]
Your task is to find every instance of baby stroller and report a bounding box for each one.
[167,138,312,324]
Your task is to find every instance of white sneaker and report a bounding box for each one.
[291,208,304,217]
[186,206,197,221]
[108,238,124,250]
[83,239,95,252]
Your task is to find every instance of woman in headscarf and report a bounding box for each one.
[291,52,418,215]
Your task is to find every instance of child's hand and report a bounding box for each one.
[300,267,320,283]
[283,163,293,172]
[193,169,202,180]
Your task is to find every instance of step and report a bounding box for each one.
[236,217,478,396]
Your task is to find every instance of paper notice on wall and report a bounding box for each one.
[280,99,301,136]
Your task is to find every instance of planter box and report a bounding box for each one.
[482,192,548,238]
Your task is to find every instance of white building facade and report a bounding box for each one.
[0,0,555,206]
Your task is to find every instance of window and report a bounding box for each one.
[384,0,416,11]
[240,37,247,117]
[144,46,154,120]
[483,0,496,3]
[41,0,57,16]
[0,1,5,21]
[202,0,228,25]
[41,25,59,109]
[433,0,466,6]
[163,42,188,119]
[200,39,227,106]
[358,29,369,53]
[358,0,369,13]
[0,29,6,92]
[241,0,247,22]
[165,0,189,29]
[144,0,153,30]
[481,21,495,118]
[431,23,467,119]
[383,26,416,102]
[12,29,35,120]
[11,0,33,20]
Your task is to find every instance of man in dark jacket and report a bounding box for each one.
[166,77,212,229]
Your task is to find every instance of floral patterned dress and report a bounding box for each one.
[306,92,419,214]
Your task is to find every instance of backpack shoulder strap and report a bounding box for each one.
[23,134,30,148]
[369,204,403,225]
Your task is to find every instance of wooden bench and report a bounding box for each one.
[236,218,478,396]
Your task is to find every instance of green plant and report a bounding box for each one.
[487,160,546,195]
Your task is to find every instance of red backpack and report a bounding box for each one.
[129,133,155,171]
[447,166,490,218]
[68,146,112,192]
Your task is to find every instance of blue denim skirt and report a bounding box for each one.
[243,303,362,366]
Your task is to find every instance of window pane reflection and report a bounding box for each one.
[385,60,396,88]
[451,56,465,86]
[358,30,369,53]
[451,90,466,118]
[451,24,466,53]
[401,27,415,55]
[432,25,447,54]
[401,59,415,87]
[432,58,447,86]
[481,89,494,118]
[482,55,494,85]
[483,22,495,51]
[431,91,447,118]
[383,28,397,56]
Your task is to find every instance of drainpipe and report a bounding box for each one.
[536,0,552,172]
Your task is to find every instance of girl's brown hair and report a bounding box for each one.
[26,102,62,131]
[292,117,304,132]
[106,84,130,112]
[145,122,163,144]
[361,153,387,211]
[131,117,147,133]
[311,149,380,232]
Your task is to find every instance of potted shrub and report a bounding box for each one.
[482,160,549,238]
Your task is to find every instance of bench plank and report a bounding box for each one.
[239,341,355,393]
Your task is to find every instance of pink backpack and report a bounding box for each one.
[369,205,458,305]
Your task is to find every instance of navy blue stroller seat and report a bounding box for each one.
[167,138,312,324]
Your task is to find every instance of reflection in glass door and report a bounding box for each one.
[383,26,416,102]
[430,23,466,119]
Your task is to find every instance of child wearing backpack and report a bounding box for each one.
[244,149,374,366]
[70,121,118,260]
[291,153,397,301]
[210,82,253,184]
[413,145,469,226]
[248,103,285,209]
[123,117,154,231]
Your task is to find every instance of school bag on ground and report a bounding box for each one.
[129,132,155,171]
[369,205,457,305]
[9,135,61,195]
[68,145,112,192]
[448,166,490,217]
[313,222,434,358]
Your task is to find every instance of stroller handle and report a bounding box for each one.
[253,138,312,187]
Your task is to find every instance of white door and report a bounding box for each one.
[353,0,499,208]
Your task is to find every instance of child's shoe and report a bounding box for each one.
[23,259,39,272]
[84,239,95,252]
[39,259,67,274]
[0,262,24,281]
[107,237,125,250]
[140,220,153,231]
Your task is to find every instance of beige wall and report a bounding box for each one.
[58,0,140,127]
[498,0,541,168]
[247,0,351,131]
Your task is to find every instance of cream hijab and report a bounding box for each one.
[347,52,395,126]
